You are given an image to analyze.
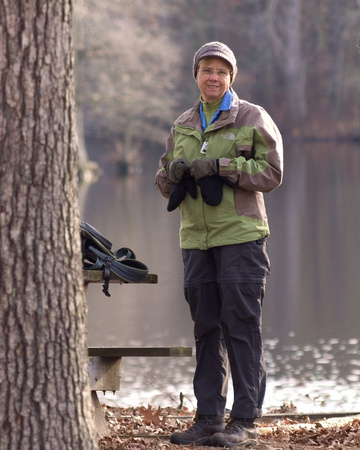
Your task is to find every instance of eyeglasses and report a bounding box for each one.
[198,68,232,79]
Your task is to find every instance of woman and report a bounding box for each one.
[155,41,283,448]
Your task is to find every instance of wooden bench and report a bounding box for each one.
[84,270,193,438]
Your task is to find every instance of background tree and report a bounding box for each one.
[0,1,96,448]
[74,0,182,169]
[74,0,360,174]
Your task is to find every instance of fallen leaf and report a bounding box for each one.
[139,404,167,427]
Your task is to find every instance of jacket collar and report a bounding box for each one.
[175,89,240,131]
[199,89,235,132]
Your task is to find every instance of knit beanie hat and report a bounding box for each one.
[193,41,237,83]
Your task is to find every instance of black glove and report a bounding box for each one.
[165,158,190,183]
[189,158,219,180]
[197,176,235,206]
[167,176,197,212]
[167,174,234,210]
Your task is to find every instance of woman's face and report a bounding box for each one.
[196,57,232,103]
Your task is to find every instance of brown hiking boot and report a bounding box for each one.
[170,414,224,445]
[212,417,257,448]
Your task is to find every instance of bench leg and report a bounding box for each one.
[91,390,109,438]
[88,357,121,438]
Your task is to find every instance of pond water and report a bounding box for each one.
[82,140,360,414]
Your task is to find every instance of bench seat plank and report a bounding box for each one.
[88,346,192,357]
[83,270,158,284]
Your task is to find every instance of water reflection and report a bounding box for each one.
[265,141,360,344]
[82,141,360,413]
[98,337,360,413]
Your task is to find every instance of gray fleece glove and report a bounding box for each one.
[190,158,219,180]
[165,158,190,183]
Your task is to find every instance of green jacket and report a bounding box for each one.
[155,91,283,250]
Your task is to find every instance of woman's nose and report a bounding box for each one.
[209,71,219,80]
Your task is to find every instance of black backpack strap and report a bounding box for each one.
[89,246,148,283]
[114,247,136,260]
[102,256,112,297]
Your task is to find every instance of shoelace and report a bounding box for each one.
[186,419,208,435]
[224,418,254,434]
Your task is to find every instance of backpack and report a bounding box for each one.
[80,222,149,297]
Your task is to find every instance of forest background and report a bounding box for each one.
[74,0,360,173]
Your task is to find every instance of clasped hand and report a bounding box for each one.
[165,159,190,183]
[190,158,219,180]
[166,158,219,183]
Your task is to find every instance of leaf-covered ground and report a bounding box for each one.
[98,405,360,449]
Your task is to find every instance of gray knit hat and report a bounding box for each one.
[193,41,237,83]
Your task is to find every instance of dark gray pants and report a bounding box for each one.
[182,239,270,419]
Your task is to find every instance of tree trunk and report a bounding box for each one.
[329,0,344,117]
[283,0,307,127]
[0,1,96,448]
[74,0,99,182]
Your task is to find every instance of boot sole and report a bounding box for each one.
[211,436,257,448]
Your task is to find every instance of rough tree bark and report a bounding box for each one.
[0,1,96,448]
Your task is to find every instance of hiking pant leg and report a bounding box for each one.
[182,249,229,416]
[213,241,269,419]
[219,281,266,418]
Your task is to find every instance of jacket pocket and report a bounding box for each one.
[236,144,254,160]
[233,188,267,222]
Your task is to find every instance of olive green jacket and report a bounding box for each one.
[155,92,283,250]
